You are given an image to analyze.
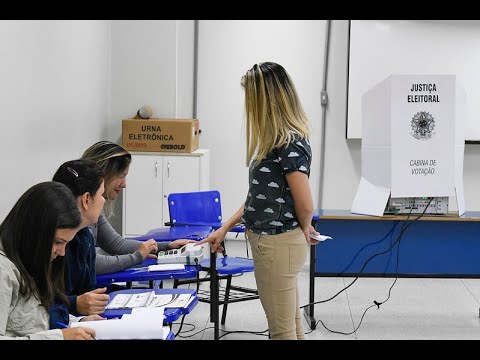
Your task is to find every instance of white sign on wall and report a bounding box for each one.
[352,75,465,216]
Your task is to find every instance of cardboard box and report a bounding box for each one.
[122,118,200,153]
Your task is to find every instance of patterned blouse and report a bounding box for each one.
[241,136,312,235]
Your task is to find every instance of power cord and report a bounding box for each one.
[300,221,400,308]
[303,198,433,335]
[174,314,187,336]
[176,324,269,339]
[176,326,216,339]
[172,321,195,334]
[339,220,400,273]
[218,328,269,339]
[194,257,200,293]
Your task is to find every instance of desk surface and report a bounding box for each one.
[96,258,198,284]
[101,288,198,324]
[131,225,212,242]
[318,209,480,222]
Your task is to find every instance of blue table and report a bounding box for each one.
[132,225,213,242]
[96,258,198,288]
[101,288,198,325]
[304,209,480,328]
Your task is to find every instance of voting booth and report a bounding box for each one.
[352,75,465,216]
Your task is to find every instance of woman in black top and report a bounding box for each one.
[203,62,320,340]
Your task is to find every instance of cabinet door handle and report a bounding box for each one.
[155,161,159,177]
[167,161,171,178]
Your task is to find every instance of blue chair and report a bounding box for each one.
[167,190,245,233]
[167,190,258,327]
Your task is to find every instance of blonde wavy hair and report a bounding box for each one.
[81,141,131,218]
[241,62,311,166]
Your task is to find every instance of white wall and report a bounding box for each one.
[347,20,480,140]
[109,20,195,142]
[321,20,480,212]
[108,20,195,231]
[321,20,362,210]
[2,20,479,228]
[0,20,110,221]
[196,19,480,214]
[197,20,325,218]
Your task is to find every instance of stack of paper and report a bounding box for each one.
[105,291,155,309]
[148,264,185,272]
[72,307,168,340]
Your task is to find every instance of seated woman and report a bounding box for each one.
[0,181,99,340]
[81,141,194,275]
[49,159,111,328]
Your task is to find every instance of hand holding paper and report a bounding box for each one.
[309,233,332,242]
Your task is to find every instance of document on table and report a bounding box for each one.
[72,308,169,340]
[148,264,185,272]
[105,291,155,309]
[147,293,192,308]
[106,291,192,309]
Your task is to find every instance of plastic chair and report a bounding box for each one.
[167,190,245,233]
[167,190,258,329]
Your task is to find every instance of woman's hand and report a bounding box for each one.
[303,225,320,245]
[168,239,197,249]
[62,327,96,340]
[76,287,110,315]
[80,314,107,322]
[138,239,158,259]
[197,229,226,253]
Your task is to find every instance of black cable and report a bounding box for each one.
[299,222,399,308]
[339,220,400,273]
[172,322,195,333]
[177,326,216,339]
[176,325,269,339]
[305,197,434,335]
[244,233,250,258]
[218,328,269,339]
[194,257,200,293]
[301,198,432,309]
[174,314,187,336]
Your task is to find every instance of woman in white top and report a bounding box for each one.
[0,181,99,340]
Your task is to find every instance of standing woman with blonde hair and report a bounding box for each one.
[203,62,320,340]
[81,141,193,275]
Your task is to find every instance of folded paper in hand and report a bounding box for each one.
[310,233,332,242]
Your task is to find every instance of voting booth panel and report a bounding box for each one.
[352,75,465,216]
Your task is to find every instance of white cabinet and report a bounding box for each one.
[122,149,210,237]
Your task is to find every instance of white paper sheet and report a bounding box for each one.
[351,177,391,216]
[147,293,191,308]
[71,317,167,340]
[106,292,192,309]
[105,291,155,309]
[148,264,185,272]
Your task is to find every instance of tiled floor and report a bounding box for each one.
[163,237,480,340]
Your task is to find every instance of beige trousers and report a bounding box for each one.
[246,227,308,340]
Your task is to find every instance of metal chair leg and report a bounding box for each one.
[221,275,232,325]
